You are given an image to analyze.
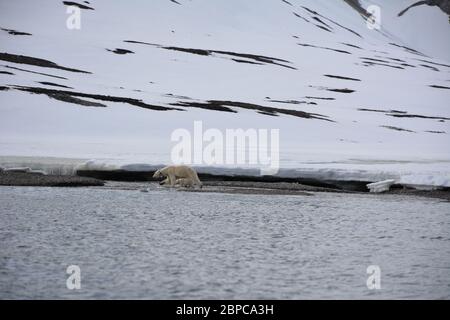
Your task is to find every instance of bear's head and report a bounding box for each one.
[152,169,163,179]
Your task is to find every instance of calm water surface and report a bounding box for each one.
[1,184,449,299]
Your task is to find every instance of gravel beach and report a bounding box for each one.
[0,171,104,187]
[1,171,449,200]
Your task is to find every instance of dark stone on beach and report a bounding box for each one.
[0,171,104,187]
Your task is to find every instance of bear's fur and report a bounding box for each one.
[174,178,195,188]
[153,165,203,188]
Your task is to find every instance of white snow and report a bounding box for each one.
[0,0,449,187]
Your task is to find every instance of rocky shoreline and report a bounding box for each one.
[1,170,449,201]
[177,181,450,200]
[0,171,104,187]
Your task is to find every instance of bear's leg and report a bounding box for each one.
[168,174,177,186]
[174,178,184,187]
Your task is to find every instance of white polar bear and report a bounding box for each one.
[152,165,203,188]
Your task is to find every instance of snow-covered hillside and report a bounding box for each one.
[0,0,449,187]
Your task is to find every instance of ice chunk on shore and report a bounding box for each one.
[367,179,396,193]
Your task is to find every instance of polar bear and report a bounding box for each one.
[152,165,203,188]
[174,178,196,188]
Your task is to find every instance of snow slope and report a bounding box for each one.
[0,0,449,186]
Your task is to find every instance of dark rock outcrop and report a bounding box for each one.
[0,171,104,187]
[398,0,450,17]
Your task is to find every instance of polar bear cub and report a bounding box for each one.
[152,165,203,188]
